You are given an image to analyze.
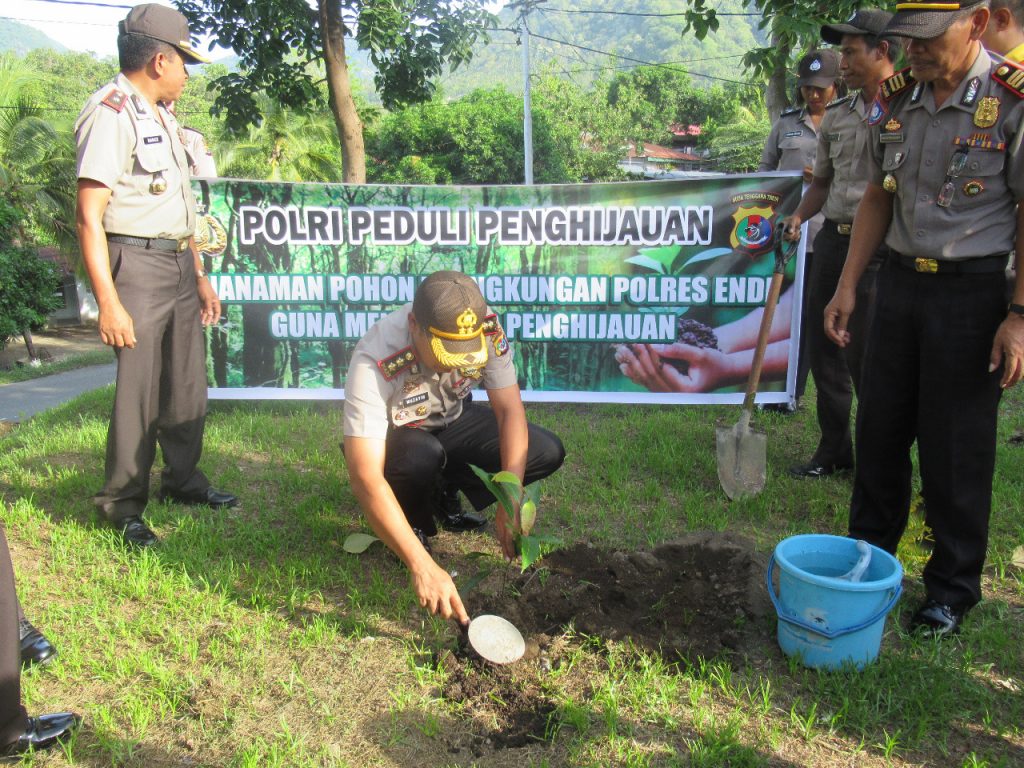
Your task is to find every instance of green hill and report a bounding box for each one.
[435,0,766,98]
[0,19,67,56]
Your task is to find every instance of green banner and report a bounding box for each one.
[195,175,806,404]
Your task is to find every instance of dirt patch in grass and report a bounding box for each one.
[435,532,776,755]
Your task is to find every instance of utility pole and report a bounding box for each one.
[517,2,535,185]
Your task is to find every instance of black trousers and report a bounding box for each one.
[0,527,28,747]
[849,260,1006,608]
[806,223,881,465]
[383,402,565,536]
[94,242,210,523]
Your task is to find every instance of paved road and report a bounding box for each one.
[0,364,116,423]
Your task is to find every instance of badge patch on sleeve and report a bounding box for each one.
[482,314,509,357]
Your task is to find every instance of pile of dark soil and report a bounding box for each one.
[437,533,777,751]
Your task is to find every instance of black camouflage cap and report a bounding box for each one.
[413,271,489,369]
[119,3,210,64]
[821,9,895,44]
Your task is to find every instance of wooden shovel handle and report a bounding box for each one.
[741,270,786,413]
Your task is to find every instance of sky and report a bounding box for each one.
[5,0,508,60]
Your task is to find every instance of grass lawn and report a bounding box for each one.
[0,351,114,386]
[0,382,1022,767]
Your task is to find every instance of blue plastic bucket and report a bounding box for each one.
[767,534,903,670]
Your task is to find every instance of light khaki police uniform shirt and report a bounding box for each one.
[814,93,873,224]
[868,50,1024,260]
[182,127,218,177]
[75,73,196,240]
[343,304,519,441]
[760,107,824,249]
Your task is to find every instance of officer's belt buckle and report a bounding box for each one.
[176,238,189,252]
[837,223,852,235]
[914,258,939,274]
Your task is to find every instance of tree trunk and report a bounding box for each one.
[21,328,38,362]
[766,34,791,124]
[319,0,366,183]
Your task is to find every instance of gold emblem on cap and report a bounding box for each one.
[885,118,902,132]
[882,173,897,193]
[973,96,999,128]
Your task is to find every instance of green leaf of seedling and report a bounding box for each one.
[524,482,541,508]
[342,533,380,554]
[469,464,517,512]
[520,536,542,572]
[520,499,537,536]
[459,564,496,593]
[491,470,522,487]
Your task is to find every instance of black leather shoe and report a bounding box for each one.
[760,402,798,415]
[2,712,81,756]
[120,516,158,547]
[910,600,966,637]
[159,487,239,509]
[436,488,486,532]
[413,528,433,555]
[19,619,56,669]
[788,461,853,479]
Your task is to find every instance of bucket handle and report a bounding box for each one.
[766,553,903,640]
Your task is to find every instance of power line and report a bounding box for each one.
[537,6,760,17]
[525,29,755,87]
[19,0,132,8]
[1,14,112,27]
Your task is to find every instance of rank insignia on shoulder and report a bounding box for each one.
[879,67,915,101]
[993,61,1024,97]
[780,107,800,118]
[100,88,127,113]
[377,346,418,381]
[482,313,509,357]
[826,94,852,110]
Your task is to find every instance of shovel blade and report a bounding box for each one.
[716,420,767,500]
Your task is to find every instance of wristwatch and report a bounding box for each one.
[1009,302,1024,317]
[196,268,208,279]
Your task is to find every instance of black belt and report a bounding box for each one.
[107,234,189,252]
[824,219,853,236]
[892,252,1008,275]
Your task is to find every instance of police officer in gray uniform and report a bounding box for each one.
[826,0,1024,636]
[76,4,237,547]
[343,271,565,624]
[783,10,898,477]
[760,50,844,411]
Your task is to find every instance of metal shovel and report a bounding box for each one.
[717,222,798,500]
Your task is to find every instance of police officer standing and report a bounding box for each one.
[76,4,237,547]
[825,0,1024,636]
[343,271,565,623]
[783,10,897,477]
[760,49,844,412]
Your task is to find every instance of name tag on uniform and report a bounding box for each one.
[784,130,803,137]
[826,132,841,142]
[401,392,428,407]
[143,135,163,145]
[879,133,904,143]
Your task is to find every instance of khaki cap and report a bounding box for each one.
[884,0,987,40]
[119,3,210,64]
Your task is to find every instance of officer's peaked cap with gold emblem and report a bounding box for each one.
[883,0,987,40]
[413,271,489,369]
[797,49,842,88]
[821,9,895,45]
[119,3,211,65]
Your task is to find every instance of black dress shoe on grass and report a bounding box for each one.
[159,487,239,509]
[437,488,486,532]
[120,516,158,548]
[788,461,852,479]
[910,600,965,638]
[19,619,57,668]
[2,712,81,756]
